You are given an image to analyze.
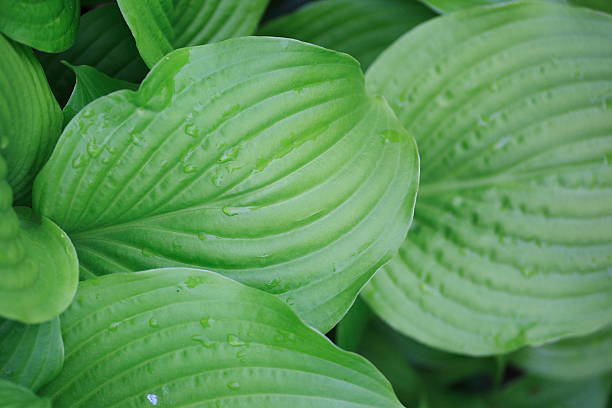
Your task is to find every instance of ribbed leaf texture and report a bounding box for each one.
[40,268,405,408]
[419,0,612,14]
[33,37,419,332]
[364,1,612,355]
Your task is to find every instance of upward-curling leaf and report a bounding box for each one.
[0,0,79,52]
[40,268,405,408]
[364,1,612,355]
[33,37,419,332]
[118,0,270,67]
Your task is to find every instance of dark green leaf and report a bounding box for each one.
[335,297,372,351]
[40,268,405,408]
[0,378,51,408]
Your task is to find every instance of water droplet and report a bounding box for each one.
[184,123,198,137]
[227,334,246,347]
[222,206,254,216]
[185,275,206,288]
[199,317,212,328]
[87,139,103,158]
[435,90,453,107]
[71,155,85,169]
[495,137,513,150]
[227,381,241,391]
[108,322,120,332]
[82,108,94,118]
[263,278,280,291]
[520,266,537,278]
[191,335,215,348]
[0,135,8,149]
[218,146,240,163]
[183,164,197,174]
[149,318,160,328]
[141,248,155,257]
[379,129,400,143]
[146,394,158,405]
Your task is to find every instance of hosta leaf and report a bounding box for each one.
[0,318,63,391]
[0,378,51,408]
[511,325,612,381]
[63,64,138,125]
[40,268,405,408]
[33,37,419,332]
[419,0,612,14]
[38,4,148,106]
[0,35,62,205]
[364,1,612,355]
[259,0,435,69]
[335,297,372,351]
[118,0,270,67]
[487,376,611,408]
[0,0,79,52]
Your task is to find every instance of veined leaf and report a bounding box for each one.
[1,34,62,205]
[0,318,64,391]
[33,37,419,332]
[511,325,612,381]
[259,0,435,69]
[364,1,612,354]
[419,0,612,14]
[38,4,148,106]
[0,378,51,408]
[63,64,138,125]
[40,268,405,408]
[118,0,270,67]
[0,0,79,52]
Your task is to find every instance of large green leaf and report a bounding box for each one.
[63,64,138,125]
[511,325,612,381]
[0,378,51,408]
[0,0,79,52]
[258,0,435,69]
[40,268,405,408]
[38,4,148,106]
[0,318,63,391]
[364,1,612,355]
[419,0,612,14]
[118,0,270,67]
[33,36,419,332]
[0,34,62,204]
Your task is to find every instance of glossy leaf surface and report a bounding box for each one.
[34,37,419,332]
[0,318,63,391]
[41,268,405,408]
[364,2,612,354]
[1,35,62,204]
[0,0,79,52]
[259,0,435,69]
[419,0,612,14]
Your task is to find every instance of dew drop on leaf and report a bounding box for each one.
[227,333,246,347]
[148,318,160,328]
[227,381,241,391]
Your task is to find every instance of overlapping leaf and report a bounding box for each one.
[0,0,79,52]
[33,37,419,332]
[419,0,612,14]
[511,325,612,381]
[364,1,612,354]
[259,0,435,69]
[38,4,148,106]
[40,268,405,408]
[0,318,64,391]
[1,35,62,204]
[0,378,51,408]
[118,0,270,67]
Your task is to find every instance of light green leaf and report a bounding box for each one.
[419,0,612,14]
[0,378,51,408]
[364,1,612,355]
[63,64,138,125]
[33,36,419,333]
[0,318,64,391]
[487,376,611,408]
[40,268,405,408]
[0,0,79,52]
[118,0,270,67]
[38,4,148,106]
[1,34,62,205]
[259,0,435,69]
[511,325,612,381]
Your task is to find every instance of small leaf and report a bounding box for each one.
[34,37,419,332]
[40,268,405,408]
[511,325,612,381]
[364,1,612,354]
[0,318,64,391]
[0,0,79,52]
[38,4,149,106]
[259,0,435,69]
[0,34,62,204]
[63,64,138,125]
[0,378,51,408]
[118,0,270,67]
